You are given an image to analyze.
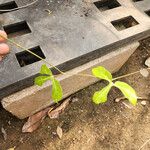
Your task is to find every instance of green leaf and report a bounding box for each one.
[93,83,112,104]
[51,78,63,103]
[40,64,52,76]
[34,76,51,86]
[114,81,137,106]
[92,66,112,82]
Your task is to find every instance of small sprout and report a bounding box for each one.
[34,64,63,103]
[92,66,137,106]
[35,65,137,106]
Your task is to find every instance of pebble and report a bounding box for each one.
[71,97,79,103]
[145,57,150,67]
[141,101,147,106]
[140,68,149,77]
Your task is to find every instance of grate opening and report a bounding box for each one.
[0,1,18,14]
[16,46,46,67]
[3,21,31,38]
[111,16,139,31]
[94,0,121,12]
[145,10,150,17]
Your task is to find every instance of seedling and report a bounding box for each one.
[34,64,63,103]
[0,33,138,105]
[35,65,137,105]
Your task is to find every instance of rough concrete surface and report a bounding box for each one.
[2,42,139,119]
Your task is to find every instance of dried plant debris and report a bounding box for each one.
[48,98,71,119]
[22,107,50,133]
[56,126,63,139]
[1,127,7,141]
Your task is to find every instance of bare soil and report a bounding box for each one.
[0,38,150,150]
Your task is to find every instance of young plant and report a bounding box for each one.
[0,33,138,106]
[35,65,137,106]
[92,66,137,105]
[34,64,63,103]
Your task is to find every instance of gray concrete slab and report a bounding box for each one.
[2,42,139,119]
[0,0,150,99]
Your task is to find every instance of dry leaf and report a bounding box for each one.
[22,107,50,133]
[48,98,70,119]
[1,127,7,141]
[57,126,63,139]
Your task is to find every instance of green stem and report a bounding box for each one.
[2,35,65,75]
[0,34,149,80]
[113,68,150,81]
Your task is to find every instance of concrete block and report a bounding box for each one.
[0,0,150,98]
[2,42,139,119]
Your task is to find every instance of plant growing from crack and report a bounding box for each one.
[34,64,63,102]
[0,33,139,105]
[34,64,137,105]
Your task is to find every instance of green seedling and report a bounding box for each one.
[35,65,137,106]
[34,64,63,103]
[92,66,137,105]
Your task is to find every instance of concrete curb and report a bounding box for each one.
[2,42,139,119]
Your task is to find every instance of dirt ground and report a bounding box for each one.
[0,38,150,150]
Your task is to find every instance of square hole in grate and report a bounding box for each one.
[16,46,46,67]
[3,21,31,38]
[94,0,121,12]
[145,10,150,17]
[0,1,18,14]
[111,16,139,31]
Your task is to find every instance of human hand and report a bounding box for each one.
[0,30,9,61]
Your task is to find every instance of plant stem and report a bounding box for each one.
[0,34,96,78]
[1,33,149,80]
[113,68,150,81]
[1,34,65,75]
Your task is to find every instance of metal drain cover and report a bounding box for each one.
[0,0,150,99]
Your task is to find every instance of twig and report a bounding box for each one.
[113,69,150,81]
[115,96,149,103]
[138,138,150,150]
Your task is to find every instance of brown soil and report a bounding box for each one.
[0,38,150,150]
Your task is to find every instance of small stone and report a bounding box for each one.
[145,57,150,67]
[56,126,63,139]
[71,97,79,103]
[1,127,7,141]
[141,101,147,106]
[140,68,149,77]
